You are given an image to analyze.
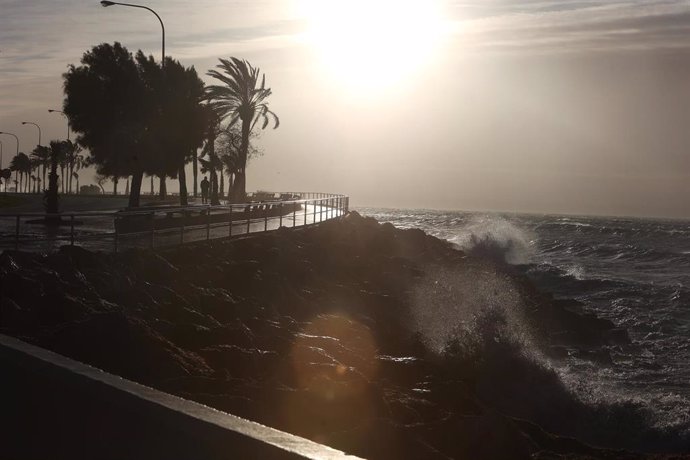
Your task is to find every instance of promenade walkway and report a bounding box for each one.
[0,192,348,252]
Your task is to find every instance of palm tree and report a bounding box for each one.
[31,145,51,186]
[199,107,222,205]
[73,171,79,194]
[95,174,108,194]
[64,141,84,194]
[10,153,31,193]
[9,156,20,193]
[217,125,260,198]
[30,157,43,192]
[205,58,279,202]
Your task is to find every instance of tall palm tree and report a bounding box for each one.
[9,156,21,193]
[31,145,51,186]
[205,57,279,202]
[30,157,42,192]
[10,153,31,193]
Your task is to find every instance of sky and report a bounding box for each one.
[1,0,690,218]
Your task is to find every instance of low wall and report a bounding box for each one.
[0,334,361,460]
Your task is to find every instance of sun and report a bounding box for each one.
[298,0,444,91]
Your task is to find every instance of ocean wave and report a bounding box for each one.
[423,278,690,452]
[447,216,535,265]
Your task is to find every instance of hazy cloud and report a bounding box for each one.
[447,1,690,54]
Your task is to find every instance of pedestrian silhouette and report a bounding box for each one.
[200,176,210,204]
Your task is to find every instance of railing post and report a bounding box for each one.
[228,205,233,237]
[247,206,251,234]
[293,202,296,228]
[264,206,268,232]
[206,207,211,240]
[15,215,20,250]
[320,199,323,222]
[70,215,75,246]
[150,212,155,249]
[279,203,283,228]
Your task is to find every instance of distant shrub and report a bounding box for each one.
[80,184,101,195]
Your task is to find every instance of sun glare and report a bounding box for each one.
[299,0,444,91]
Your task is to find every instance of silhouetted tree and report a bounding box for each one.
[64,43,207,207]
[31,145,50,187]
[95,174,108,194]
[64,43,151,207]
[44,140,63,215]
[30,157,42,192]
[199,105,222,205]
[136,52,207,205]
[205,58,279,202]
[0,169,11,192]
[10,153,31,193]
[63,140,84,194]
[217,125,261,198]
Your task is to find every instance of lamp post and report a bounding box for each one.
[0,132,19,166]
[100,0,168,201]
[48,109,70,141]
[21,121,42,147]
[100,1,165,68]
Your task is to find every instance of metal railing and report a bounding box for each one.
[0,192,349,252]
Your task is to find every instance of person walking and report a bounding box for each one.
[200,176,210,204]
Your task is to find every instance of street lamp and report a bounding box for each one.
[21,121,42,147]
[0,132,20,168]
[100,1,165,68]
[48,109,70,141]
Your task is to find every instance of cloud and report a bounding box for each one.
[446,0,690,54]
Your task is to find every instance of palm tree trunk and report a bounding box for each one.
[159,175,167,199]
[179,161,188,206]
[192,154,198,198]
[45,153,60,215]
[233,117,251,202]
[219,172,224,199]
[228,173,233,198]
[129,169,144,208]
[42,165,47,190]
[208,130,220,206]
[113,177,118,195]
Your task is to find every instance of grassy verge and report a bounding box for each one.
[0,194,27,208]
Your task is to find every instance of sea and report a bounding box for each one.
[358,207,690,450]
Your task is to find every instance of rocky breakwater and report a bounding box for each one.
[0,212,685,459]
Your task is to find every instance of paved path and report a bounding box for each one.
[0,201,343,252]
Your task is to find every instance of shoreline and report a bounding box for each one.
[1,212,686,458]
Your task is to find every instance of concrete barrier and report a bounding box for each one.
[0,334,362,460]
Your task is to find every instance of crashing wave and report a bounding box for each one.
[449,216,535,265]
